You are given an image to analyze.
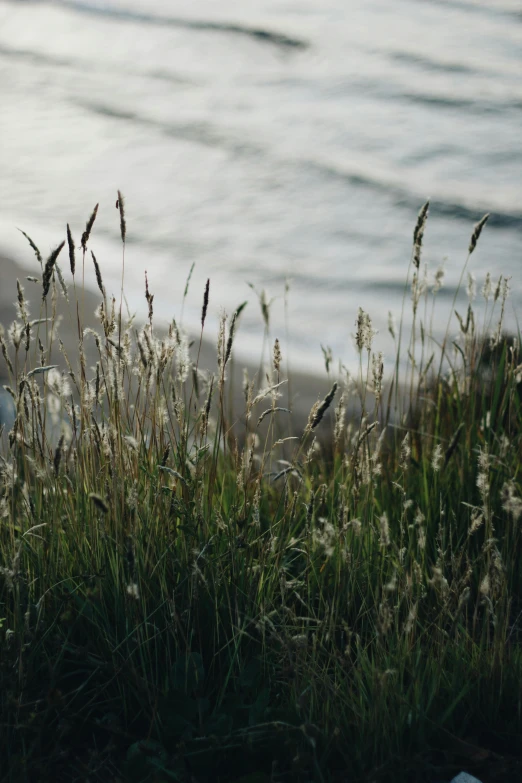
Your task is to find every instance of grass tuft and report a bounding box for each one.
[0,199,521,782]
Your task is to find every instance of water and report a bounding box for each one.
[0,0,521,374]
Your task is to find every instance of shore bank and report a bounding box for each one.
[0,252,353,437]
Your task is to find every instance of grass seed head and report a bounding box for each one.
[355,308,375,353]
[91,251,105,297]
[66,224,75,276]
[201,278,210,329]
[54,263,69,302]
[18,228,43,268]
[42,241,65,300]
[273,338,282,374]
[144,271,154,322]
[431,444,443,472]
[310,382,337,430]
[413,200,429,269]
[468,213,489,255]
[16,279,29,323]
[126,582,140,600]
[116,190,126,244]
[372,352,384,402]
[81,203,99,252]
[379,512,391,547]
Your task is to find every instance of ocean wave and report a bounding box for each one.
[353,70,521,117]
[73,99,263,155]
[307,160,522,232]
[423,0,522,22]
[76,98,522,233]
[54,0,309,49]
[397,90,518,116]
[390,51,479,77]
[0,42,73,69]
[0,42,195,87]
[426,200,522,229]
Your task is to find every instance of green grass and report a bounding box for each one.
[1,201,521,783]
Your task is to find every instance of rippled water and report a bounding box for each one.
[0,0,521,372]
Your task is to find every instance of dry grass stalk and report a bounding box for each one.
[145,272,154,323]
[42,241,65,300]
[91,252,105,297]
[18,228,43,268]
[413,200,429,269]
[54,263,69,302]
[1,197,521,783]
[116,190,126,244]
[81,203,99,252]
[310,382,337,430]
[273,338,282,374]
[201,279,210,329]
[66,224,75,276]
[469,213,489,255]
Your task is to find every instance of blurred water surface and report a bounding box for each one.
[0,0,521,372]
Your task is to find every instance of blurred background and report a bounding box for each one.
[0,0,521,375]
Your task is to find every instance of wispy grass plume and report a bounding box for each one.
[1,197,521,783]
[41,240,65,300]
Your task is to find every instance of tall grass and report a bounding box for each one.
[0,200,521,783]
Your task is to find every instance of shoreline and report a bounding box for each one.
[0,252,346,436]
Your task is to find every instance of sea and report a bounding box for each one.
[0,0,521,375]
